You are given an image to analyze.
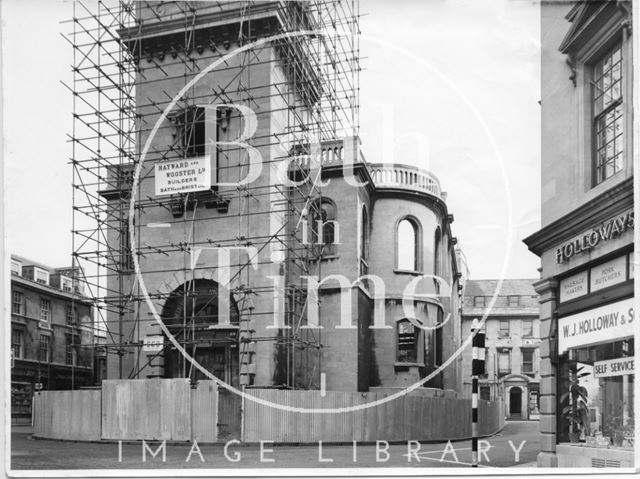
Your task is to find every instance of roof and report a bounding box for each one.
[464,279,537,297]
[11,274,93,305]
[11,254,77,275]
[462,279,539,318]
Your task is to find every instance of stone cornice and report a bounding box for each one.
[533,278,559,301]
[11,276,93,306]
[523,177,633,257]
[559,1,629,56]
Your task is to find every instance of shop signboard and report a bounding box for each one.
[593,356,635,378]
[558,297,634,353]
[590,256,627,292]
[559,271,588,303]
[155,157,211,196]
[143,336,164,353]
[554,210,633,264]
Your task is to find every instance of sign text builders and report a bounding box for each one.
[155,157,211,196]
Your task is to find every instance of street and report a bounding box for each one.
[11,421,539,470]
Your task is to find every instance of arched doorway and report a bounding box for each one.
[161,279,240,387]
[509,387,523,419]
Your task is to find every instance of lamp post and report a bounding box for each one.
[471,317,486,467]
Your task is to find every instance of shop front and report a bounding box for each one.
[554,252,634,467]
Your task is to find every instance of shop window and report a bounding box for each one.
[397,319,420,363]
[499,319,510,338]
[39,335,50,363]
[39,299,51,322]
[592,43,624,186]
[560,341,634,446]
[12,290,23,315]
[507,295,520,307]
[11,329,23,359]
[310,199,338,256]
[522,319,533,338]
[498,350,511,375]
[473,296,486,307]
[396,218,420,271]
[521,348,534,374]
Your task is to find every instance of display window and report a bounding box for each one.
[558,338,634,449]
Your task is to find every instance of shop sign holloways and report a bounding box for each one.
[558,297,634,353]
[555,211,634,264]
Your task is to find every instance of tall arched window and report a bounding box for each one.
[434,227,442,277]
[310,198,338,256]
[397,218,420,271]
[360,206,369,261]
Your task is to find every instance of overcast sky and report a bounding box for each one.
[3,0,542,281]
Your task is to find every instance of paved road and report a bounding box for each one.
[10,421,539,470]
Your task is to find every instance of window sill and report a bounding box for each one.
[394,362,425,368]
[394,269,423,276]
[310,255,340,262]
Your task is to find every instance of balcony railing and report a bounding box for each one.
[287,139,443,200]
[369,163,442,199]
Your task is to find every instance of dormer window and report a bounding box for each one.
[60,276,73,293]
[34,268,50,286]
[11,260,22,276]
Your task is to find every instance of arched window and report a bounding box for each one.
[397,319,421,363]
[434,227,442,276]
[360,206,369,261]
[310,198,338,256]
[397,218,420,271]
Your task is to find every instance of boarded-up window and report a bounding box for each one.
[498,350,510,374]
[397,319,419,363]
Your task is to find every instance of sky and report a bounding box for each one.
[3,0,542,281]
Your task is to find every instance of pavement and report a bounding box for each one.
[9,420,539,470]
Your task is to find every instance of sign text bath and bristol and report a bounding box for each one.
[555,210,634,263]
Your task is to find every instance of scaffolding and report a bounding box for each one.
[66,0,360,389]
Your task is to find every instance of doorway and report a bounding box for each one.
[509,387,522,418]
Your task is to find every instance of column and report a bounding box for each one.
[534,278,558,467]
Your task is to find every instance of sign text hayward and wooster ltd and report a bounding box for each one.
[155,158,211,196]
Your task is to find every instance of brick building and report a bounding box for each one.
[10,255,100,424]
[524,0,634,468]
[461,279,540,420]
[96,2,465,407]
